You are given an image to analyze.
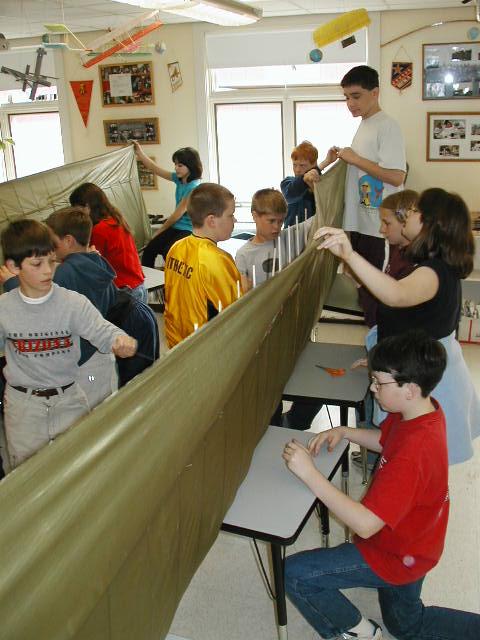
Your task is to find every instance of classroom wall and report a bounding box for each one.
[56,5,478,214]
[61,22,198,215]
[380,7,480,211]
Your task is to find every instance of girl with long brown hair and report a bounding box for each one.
[69,183,146,303]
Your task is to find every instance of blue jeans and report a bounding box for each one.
[285,543,480,639]
[130,283,148,305]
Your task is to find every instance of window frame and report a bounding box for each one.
[292,98,362,151]
[0,48,73,182]
[214,99,285,207]
[193,13,380,186]
[0,101,62,181]
[209,87,353,190]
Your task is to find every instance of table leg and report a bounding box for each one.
[317,502,330,548]
[341,447,350,542]
[355,401,369,485]
[360,446,368,485]
[270,543,288,639]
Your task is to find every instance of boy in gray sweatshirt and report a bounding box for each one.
[0,219,136,469]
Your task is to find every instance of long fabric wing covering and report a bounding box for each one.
[0,156,346,640]
[0,146,151,259]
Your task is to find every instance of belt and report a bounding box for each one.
[11,382,75,398]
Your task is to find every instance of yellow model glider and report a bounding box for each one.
[313,9,371,49]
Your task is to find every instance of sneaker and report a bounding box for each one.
[340,619,382,639]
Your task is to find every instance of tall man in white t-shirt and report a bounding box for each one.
[335,65,407,325]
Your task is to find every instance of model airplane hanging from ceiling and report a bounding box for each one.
[42,10,163,68]
[0,48,57,100]
[313,9,371,51]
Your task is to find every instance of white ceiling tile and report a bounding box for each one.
[0,0,467,40]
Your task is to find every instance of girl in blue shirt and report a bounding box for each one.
[134,143,203,266]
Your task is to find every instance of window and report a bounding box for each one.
[9,112,64,178]
[213,95,360,226]
[215,102,283,222]
[295,101,360,160]
[197,16,378,229]
[0,99,64,181]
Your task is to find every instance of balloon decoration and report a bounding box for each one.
[309,48,323,63]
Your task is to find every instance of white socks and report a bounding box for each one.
[347,617,377,637]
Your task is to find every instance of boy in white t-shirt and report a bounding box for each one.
[323,66,407,322]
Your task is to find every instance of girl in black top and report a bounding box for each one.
[315,188,480,464]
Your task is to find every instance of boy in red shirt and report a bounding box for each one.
[283,330,480,639]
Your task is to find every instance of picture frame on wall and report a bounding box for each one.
[427,112,480,161]
[99,61,154,106]
[137,158,158,190]
[103,118,160,146]
[167,61,183,92]
[423,42,480,100]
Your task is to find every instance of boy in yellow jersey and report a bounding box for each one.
[164,183,242,348]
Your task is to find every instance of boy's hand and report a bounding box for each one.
[87,244,100,255]
[112,335,137,358]
[324,146,339,166]
[336,147,359,166]
[282,439,317,483]
[303,168,321,188]
[0,265,15,283]
[351,357,368,369]
[308,427,346,456]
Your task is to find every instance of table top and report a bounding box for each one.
[282,342,369,406]
[142,266,164,290]
[222,425,348,544]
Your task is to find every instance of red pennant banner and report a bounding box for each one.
[69,80,94,127]
[391,62,412,91]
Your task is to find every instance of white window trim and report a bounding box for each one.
[0,101,62,179]
[0,49,73,181]
[52,48,73,165]
[193,13,380,184]
[214,99,285,206]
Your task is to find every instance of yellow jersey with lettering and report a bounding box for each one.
[164,235,242,347]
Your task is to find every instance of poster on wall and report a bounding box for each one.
[427,112,480,161]
[99,61,154,106]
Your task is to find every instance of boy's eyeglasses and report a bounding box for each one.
[369,377,398,391]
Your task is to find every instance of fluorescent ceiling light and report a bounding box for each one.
[113,0,262,26]
[161,0,261,25]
